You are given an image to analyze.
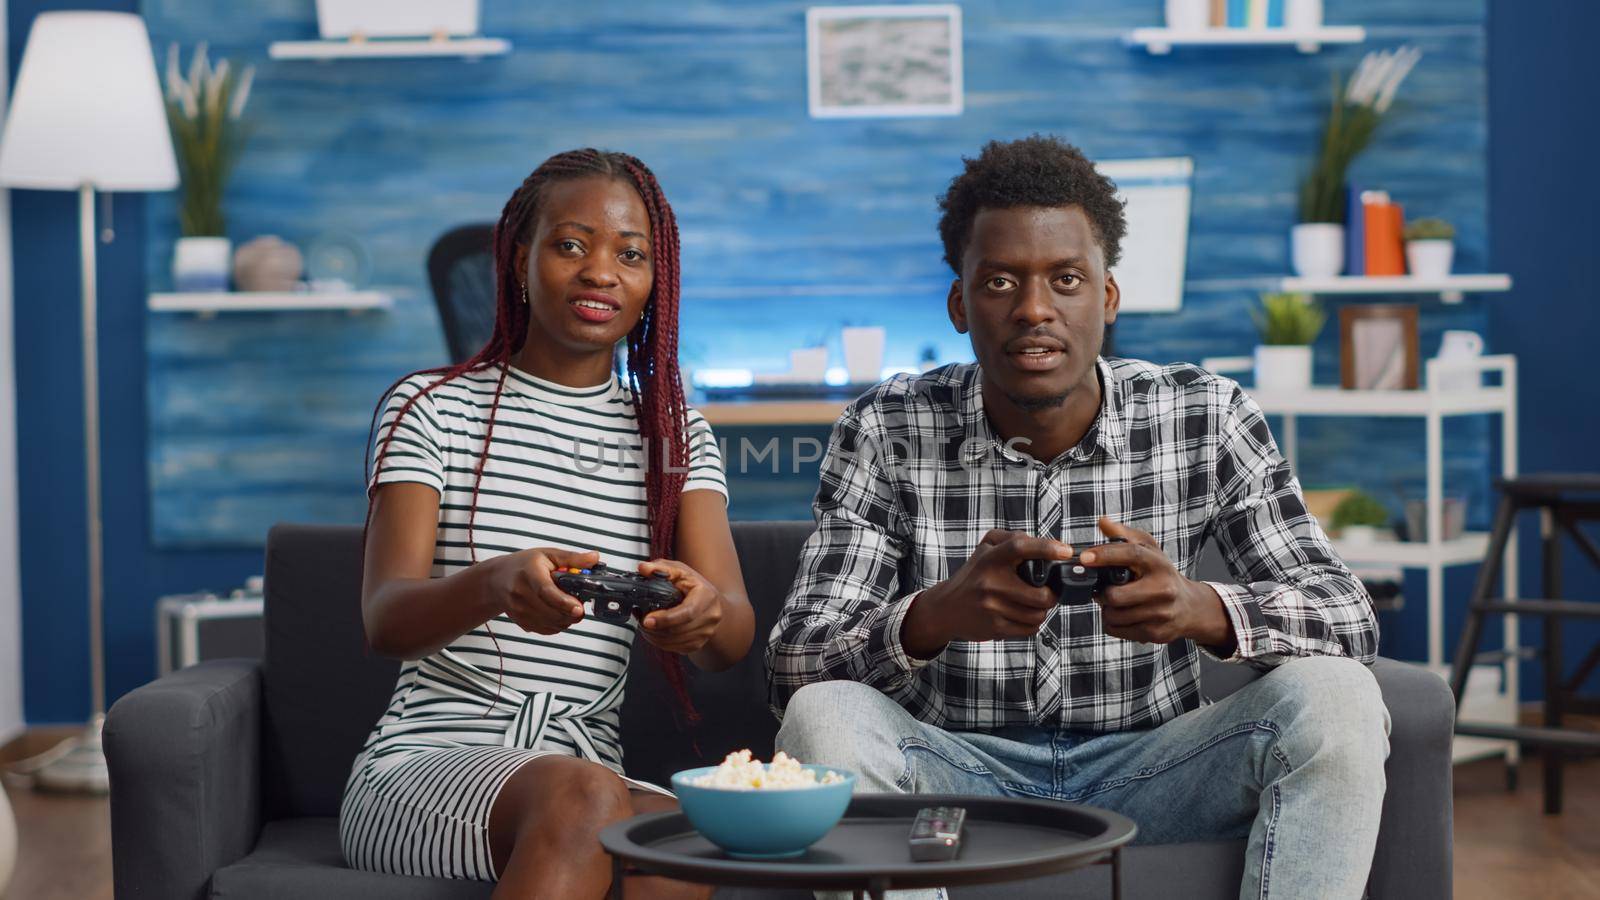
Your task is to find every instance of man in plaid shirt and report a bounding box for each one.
[770,136,1387,899]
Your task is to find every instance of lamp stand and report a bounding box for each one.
[33,184,108,794]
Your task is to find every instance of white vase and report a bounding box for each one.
[1406,240,1455,279]
[173,236,233,293]
[1254,345,1313,391]
[840,326,886,384]
[1285,0,1324,30]
[1290,223,1345,278]
[1164,0,1210,31]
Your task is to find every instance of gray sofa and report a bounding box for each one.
[105,522,1454,898]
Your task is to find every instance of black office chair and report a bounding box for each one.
[426,223,497,364]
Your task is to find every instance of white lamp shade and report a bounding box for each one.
[0,12,177,191]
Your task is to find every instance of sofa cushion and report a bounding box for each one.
[210,819,491,899]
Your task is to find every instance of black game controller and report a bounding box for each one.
[1016,538,1134,605]
[553,563,683,623]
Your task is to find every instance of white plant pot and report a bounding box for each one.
[1340,524,1379,546]
[1164,0,1211,31]
[1285,0,1324,30]
[1254,345,1313,391]
[1290,223,1345,278]
[1406,240,1455,279]
[841,326,886,384]
[173,236,232,293]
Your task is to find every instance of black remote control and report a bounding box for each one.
[909,806,966,861]
[1016,538,1134,604]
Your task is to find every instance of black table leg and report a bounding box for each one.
[610,857,626,900]
[868,876,891,899]
[1112,847,1123,900]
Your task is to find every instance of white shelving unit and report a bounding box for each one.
[149,290,393,317]
[1126,26,1366,55]
[268,37,510,61]
[1206,355,1521,764]
[1279,273,1513,303]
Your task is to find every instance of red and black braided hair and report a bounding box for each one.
[364,148,695,716]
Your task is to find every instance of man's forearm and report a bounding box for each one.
[898,585,951,660]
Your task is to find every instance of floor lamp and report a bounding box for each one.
[0,12,177,793]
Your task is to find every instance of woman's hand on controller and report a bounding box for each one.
[635,559,725,655]
[488,547,597,635]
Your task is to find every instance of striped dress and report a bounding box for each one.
[339,365,727,882]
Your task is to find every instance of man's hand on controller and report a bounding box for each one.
[1084,517,1235,652]
[636,560,726,654]
[901,529,1074,660]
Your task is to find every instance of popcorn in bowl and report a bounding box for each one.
[689,749,846,790]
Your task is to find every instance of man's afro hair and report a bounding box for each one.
[937,135,1128,274]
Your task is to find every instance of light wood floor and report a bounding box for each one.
[3,730,1597,899]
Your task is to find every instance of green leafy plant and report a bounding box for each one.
[163,44,255,238]
[1251,293,1326,346]
[1404,217,1455,241]
[1298,46,1422,224]
[1331,490,1391,530]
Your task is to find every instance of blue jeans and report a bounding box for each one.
[775,656,1390,900]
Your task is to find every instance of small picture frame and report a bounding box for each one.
[1340,304,1420,390]
[806,4,963,119]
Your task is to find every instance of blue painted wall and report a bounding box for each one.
[1486,0,1600,696]
[16,0,1529,722]
[142,0,1496,546]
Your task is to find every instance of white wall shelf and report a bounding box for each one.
[268,37,510,61]
[1126,26,1366,55]
[149,291,393,316]
[1334,532,1490,568]
[1279,273,1512,303]
[1249,384,1513,418]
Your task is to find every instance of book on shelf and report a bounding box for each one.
[1208,0,1285,29]
[1227,0,1247,27]
[1247,0,1270,29]
[1362,191,1407,276]
[1345,184,1366,275]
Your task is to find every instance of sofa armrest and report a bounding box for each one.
[1366,657,1454,899]
[104,659,264,900]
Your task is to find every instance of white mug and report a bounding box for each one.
[1432,330,1484,392]
[1438,329,1484,359]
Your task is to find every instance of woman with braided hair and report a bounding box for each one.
[341,149,752,898]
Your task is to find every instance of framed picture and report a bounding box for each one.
[806,4,963,118]
[1340,304,1420,390]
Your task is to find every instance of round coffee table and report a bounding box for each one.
[600,792,1137,900]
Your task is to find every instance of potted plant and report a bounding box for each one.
[1294,46,1422,278]
[1331,489,1391,544]
[1404,217,1455,279]
[164,44,254,292]
[1251,292,1325,391]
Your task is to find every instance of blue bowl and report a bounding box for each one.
[670,764,856,859]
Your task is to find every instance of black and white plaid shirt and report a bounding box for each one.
[767,358,1378,733]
